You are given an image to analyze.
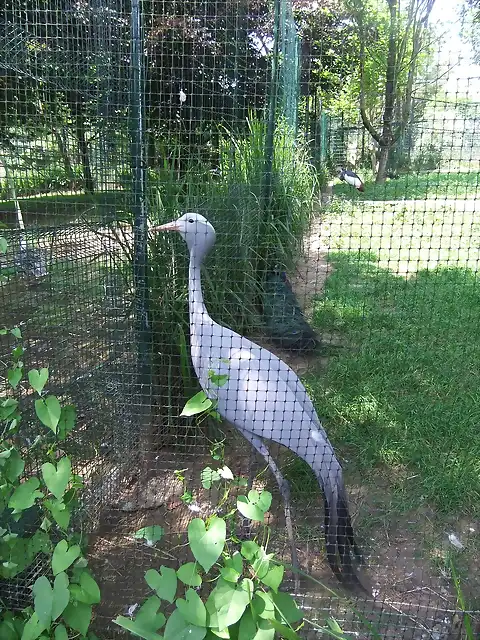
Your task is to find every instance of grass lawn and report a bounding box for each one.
[305,197,480,516]
[333,170,480,201]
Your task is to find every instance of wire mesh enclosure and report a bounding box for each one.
[1,0,480,638]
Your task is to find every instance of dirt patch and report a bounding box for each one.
[86,447,480,639]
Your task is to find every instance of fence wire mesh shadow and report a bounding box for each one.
[1,0,480,638]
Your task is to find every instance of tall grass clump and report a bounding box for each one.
[216,116,317,272]
[146,119,318,438]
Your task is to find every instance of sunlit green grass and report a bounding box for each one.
[333,170,480,201]
[320,199,480,274]
[305,200,480,515]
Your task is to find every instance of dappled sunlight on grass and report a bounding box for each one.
[319,199,480,274]
[310,252,480,514]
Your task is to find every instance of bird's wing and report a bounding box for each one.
[344,170,363,189]
[195,323,328,438]
[195,323,335,469]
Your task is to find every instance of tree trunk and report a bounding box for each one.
[146,130,157,167]
[66,91,94,194]
[53,128,75,182]
[75,117,94,194]
[376,0,398,183]
[376,145,390,183]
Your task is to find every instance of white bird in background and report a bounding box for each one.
[337,167,365,192]
[151,213,367,592]
[179,89,187,104]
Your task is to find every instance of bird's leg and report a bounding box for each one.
[238,429,300,589]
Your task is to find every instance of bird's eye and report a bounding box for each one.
[188,218,194,223]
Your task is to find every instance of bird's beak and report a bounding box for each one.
[150,221,179,233]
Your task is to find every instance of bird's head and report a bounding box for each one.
[150,212,216,257]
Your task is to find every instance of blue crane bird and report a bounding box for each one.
[337,167,365,192]
[152,213,366,591]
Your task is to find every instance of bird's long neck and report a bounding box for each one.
[188,252,209,325]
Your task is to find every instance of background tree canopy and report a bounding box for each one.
[0,0,469,191]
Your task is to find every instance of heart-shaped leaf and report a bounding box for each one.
[52,572,70,620]
[113,616,163,640]
[223,552,243,582]
[7,367,22,389]
[41,457,71,500]
[20,612,46,640]
[180,391,212,417]
[62,601,92,636]
[0,398,18,420]
[176,589,207,627]
[218,466,234,480]
[44,498,70,530]
[54,624,69,640]
[0,237,8,254]
[237,490,272,522]
[4,447,25,482]
[134,525,164,546]
[271,591,303,624]
[28,368,49,395]
[35,396,61,433]
[135,595,166,631]
[57,405,76,440]
[206,578,251,629]
[52,540,81,575]
[145,566,177,602]
[10,327,22,339]
[188,517,226,573]
[219,566,241,583]
[8,477,43,514]
[252,591,275,621]
[252,547,273,579]
[240,540,260,562]
[201,467,221,489]
[238,608,256,640]
[268,619,303,640]
[259,563,284,593]
[207,372,229,387]
[71,570,101,605]
[177,562,202,587]
[164,609,206,640]
[33,576,53,627]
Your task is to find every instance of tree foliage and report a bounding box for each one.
[345,0,437,182]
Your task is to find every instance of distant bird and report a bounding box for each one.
[337,167,365,192]
[11,207,48,282]
[13,237,48,280]
[152,213,367,592]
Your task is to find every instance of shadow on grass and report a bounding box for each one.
[304,250,480,515]
[333,170,480,201]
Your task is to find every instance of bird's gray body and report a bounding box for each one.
[14,244,48,279]
[193,318,336,475]
[153,213,365,590]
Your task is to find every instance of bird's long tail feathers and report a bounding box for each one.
[316,469,368,594]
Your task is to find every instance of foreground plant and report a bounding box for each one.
[114,491,304,640]
[0,298,100,639]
